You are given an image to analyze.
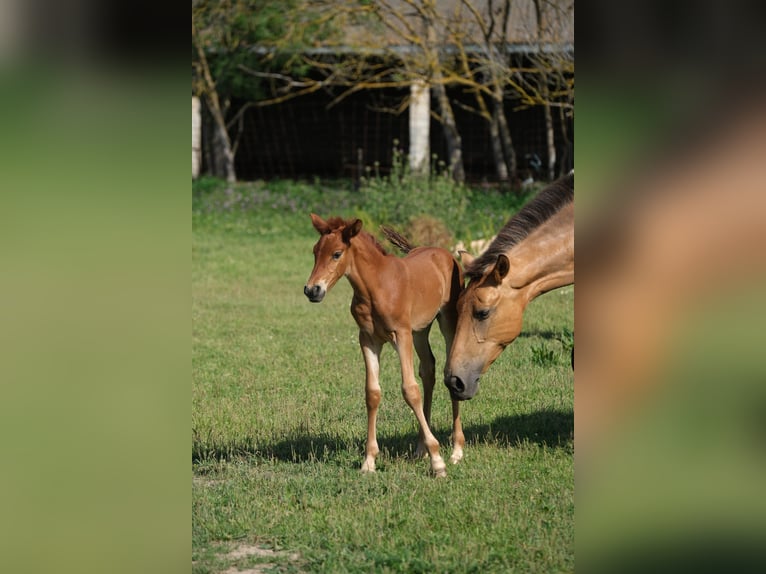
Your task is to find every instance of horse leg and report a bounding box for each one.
[437,310,465,465]
[413,327,435,459]
[359,331,383,473]
[393,329,446,477]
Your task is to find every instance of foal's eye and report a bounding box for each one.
[332,251,343,260]
[473,308,490,321]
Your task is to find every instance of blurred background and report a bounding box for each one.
[576,1,766,572]
[0,2,188,574]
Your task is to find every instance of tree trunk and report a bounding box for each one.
[495,100,517,180]
[543,98,556,181]
[424,8,464,183]
[432,80,465,183]
[193,24,236,183]
[210,114,236,183]
[490,106,508,182]
[409,79,430,176]
[192,96,201,179]
[559,105,573,176]
[532,0,556,181]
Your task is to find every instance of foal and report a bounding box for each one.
[304,214,464,477]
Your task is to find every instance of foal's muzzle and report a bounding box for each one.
[304,284,325,302]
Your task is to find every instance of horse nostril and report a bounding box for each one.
[305,285,323,301]
[449,375,465,393]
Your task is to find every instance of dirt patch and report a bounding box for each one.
[192,476,224,488]
[218,542,301,574]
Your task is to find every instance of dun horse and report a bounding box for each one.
[445,173,574,400]
[304,214,464,477]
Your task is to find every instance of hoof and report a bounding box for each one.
[360,460,376,473]
[449,449,464,465]
[431,457,447,478]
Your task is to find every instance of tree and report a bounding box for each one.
[451,0,518,181]
[529,0,574,180]
[192,9,236,182]
[192,0,338,181]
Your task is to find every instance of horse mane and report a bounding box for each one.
[324,216,388,255]
[465,173,574,280]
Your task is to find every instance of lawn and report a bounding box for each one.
[192,178,574,573]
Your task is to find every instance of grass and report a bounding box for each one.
[192,178,573,573]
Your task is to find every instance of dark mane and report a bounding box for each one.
[325,216,388,255]
[466,173,574,280]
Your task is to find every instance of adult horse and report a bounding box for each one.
[304,214,465,476]
[445,173,574,400]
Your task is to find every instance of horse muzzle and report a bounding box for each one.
[304,284,326,303]
[444,373,480,400]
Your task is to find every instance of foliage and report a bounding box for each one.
[404,214,454,250]
[192,0,340,101]
[531,342,558,367]
[557,326,575,356]
[192,172,540,246]
[358,142,471,234]
[531,326,574,368]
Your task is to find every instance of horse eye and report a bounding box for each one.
[473,308,490,321]
[332,251,343,260]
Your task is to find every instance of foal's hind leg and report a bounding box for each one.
[393,329,446,477]
[359,331,383,473]
[437,310,465,464]
[413,327,436,459]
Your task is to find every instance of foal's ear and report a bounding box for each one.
[342,219,363,243]
[310,213,330,235]
[492,254,510,282]
[458,250,474,267]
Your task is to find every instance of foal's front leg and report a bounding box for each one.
[393,329,446,477]
[359,331,382,473]
[413,328,435,459]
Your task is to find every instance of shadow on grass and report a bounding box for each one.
[518,330,565,341]
[192,408,573,466]
[462,408,573,448]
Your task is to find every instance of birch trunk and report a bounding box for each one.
[192,96,201,179]
[543,98,556,181]
[409,79,430,176]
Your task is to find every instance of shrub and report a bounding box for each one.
[405,214,454,250]
[531,342,557,367]
[358,142,470,233]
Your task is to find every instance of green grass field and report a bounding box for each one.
[192,179,574,573]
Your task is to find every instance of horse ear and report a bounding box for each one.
[311,213,330,235]
[458,250,474,267]
[342,219,363,243]
[493,254,510,282]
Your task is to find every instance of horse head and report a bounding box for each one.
[304,213,362,303]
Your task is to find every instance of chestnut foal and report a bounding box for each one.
[304,214,464,476]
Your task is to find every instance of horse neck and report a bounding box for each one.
[505,202,574,297]
[345,235,388,297]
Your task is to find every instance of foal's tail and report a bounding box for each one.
[380,225,414,254]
